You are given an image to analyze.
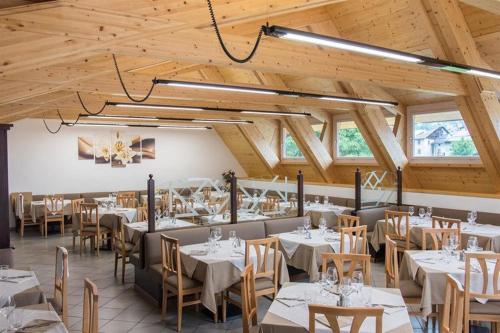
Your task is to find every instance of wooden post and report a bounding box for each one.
[396,167,403,207]
[297,170,304,217]
[354,168,362,213]
[147,174,155,233]
[0,124,12,249]
[230,172,237,224]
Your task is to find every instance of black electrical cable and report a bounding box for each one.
[77,92,107,115]
[43,110,83,134]
[206,0,264,63]
[43,119,63,134]
[112,54,156,102]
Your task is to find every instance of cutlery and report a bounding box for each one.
[16,320,59,332]
[6,275,32,279]
[276,297,305,301]
[275,299,303,308]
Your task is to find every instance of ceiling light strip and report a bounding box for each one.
[69,122,211,130]
[154,79,398,107]
[81,113,253,125]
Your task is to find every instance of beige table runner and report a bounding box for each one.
[305,205,352,229]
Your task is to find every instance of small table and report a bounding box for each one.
[273,229,360,282]
[179,240,290,314]
[261,283,413,333]
[0,269,46,307]
[304,204,353,229]
[0,303,68,333]
[370,216,500,252]
[400,250,499,317]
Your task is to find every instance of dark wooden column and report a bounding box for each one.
[0,124,13,249]
[230,172,237,224]
[354,168,362,213]
[396,167,403,207]
[147,174,155,233]
[297,170,304,217]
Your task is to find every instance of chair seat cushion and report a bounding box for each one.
[82,225,110,233]
[116,241,134,253]
[470,300,500,315]
[399,279,423,298]
[46,215,63,220]
[231,277,274,293]
[150,264,201,290]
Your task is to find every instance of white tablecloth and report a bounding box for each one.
[0,270,39,299]
[124,218,195,238]
[30,200,72,221]
[0,306,68,333]
[274,229,351,258]
[200,213,270,224]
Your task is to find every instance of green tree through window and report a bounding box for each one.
[337,121,373,157]
[451,138,477,156]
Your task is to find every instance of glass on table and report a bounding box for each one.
[314,196,320,205]
[323,197,329,206]
[339,277,352,297]
[418,208,426,219]
[303,219,311,231]
[467,211,477,227]
[326,267,338,289]
[297,226,305,236]
[318,218,327,234]
[426,206,433,219]
[228,230,237,242]
[352,271,364,293]
[408,206,414,217]
[0,265,8,281]
[467,236,478,251]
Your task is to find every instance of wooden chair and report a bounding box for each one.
[71,198,85,251]
[113,219,134,283]
[12,192,39,237]
[82,278,99,333]
[385,236,422,314]
[116,191,136,208]
[240,264,258,333]
[79,203,110,256]
[385,210,416,252]
[442,274,465,333]
[47,246,68,327]
[421,228,460,250]
[432,216,462,240]
[203,187,212,201]
[136,206,148,222]
[160,235,203,331]
[43,195,65,237]
[340,225,367,254]
[262,196,280,212]
[463,252,500,333]
[337,214,360,231]
[237,192,244,209]
[308,304,383,333]
[321,253,371,285]
[223,237,280,322]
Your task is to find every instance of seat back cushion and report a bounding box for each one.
[264,216,311,235]
[213,221,266,240]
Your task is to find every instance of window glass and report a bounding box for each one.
[336,120,373,157]
[283,128,304,159]
[412,111,478,157]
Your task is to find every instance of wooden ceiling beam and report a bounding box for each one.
[460,0,500,15]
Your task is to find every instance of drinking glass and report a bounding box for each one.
[228,230,237,242]
[326,267,338,288]
[323,197,329,206]
[317,272,329,297]
[467,236,478,251]
[362,286,372,306]
[214,227,222,247]
[304,219,311,231]
[426,206,433,219]
[467,211,478,227]
[297,226,305,236]
[339,277,352,296]
[418,208,426,219]
[0,265,8,281]
[408,206,414,217]
[352,271,364,293]
[208,237,217,254]
[318,218,327,235]
[315,196,320,204]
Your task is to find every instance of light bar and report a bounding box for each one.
[153,80,398,107]
[113,102,204,112]
[106,101,312,117]
[154,80,277,95]
[68,122,211,130]
[80,113,253,125]
[264,25,500,81]
[263,25,422,63]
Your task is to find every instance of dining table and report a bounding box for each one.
[260,283,413,333]
[304,203,353,229]
[272,229,361,282]
[370,216,500,252]
[400,250,500,317]
[0,303,68,333]
[179,239,290,314]
[0,269,46,307]
[29,200,72,222]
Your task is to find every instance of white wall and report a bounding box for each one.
[8,119,246,194]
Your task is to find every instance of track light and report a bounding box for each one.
[73,123,129,128]
[153,80,398,107]
[70,122,211,130]
[112,102,204,112]
[263,25,500,81]
[106,101,312,117]
[80,114,253,125]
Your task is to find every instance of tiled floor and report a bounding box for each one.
[9,230,446,332]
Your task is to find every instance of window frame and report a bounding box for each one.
[332,114,377,165]
[407,102,482,165]
[280,125,307,163]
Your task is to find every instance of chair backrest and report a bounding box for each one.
[136,206,148,222]
[464,252,500,303]
[44,195,64,217]
[321,253,371,285]
[241,264,258,333]
[114,219,126,252]
[245,237,279,287]
[385,236,399,288]
[421,228,460,250]
[117,192,136,208]
[442,274,464,333]
[11,192,32,216]
[54,246,68,327]
[340,225,367,254]
[262,196,280,212]
[82,278,99,333]
[80,203,99,233]
[385,210,410,248]
[432,216,462,240]
[71,198,85,215]
[160,235,182,290]
[308,304,383,333]
[338,214,360,231]
[203,187,212,200]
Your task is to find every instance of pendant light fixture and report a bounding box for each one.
[81,114,253,125]
[71,122,211,130]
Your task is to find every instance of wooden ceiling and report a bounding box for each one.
[1,0,499,195]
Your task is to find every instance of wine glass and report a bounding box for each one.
[228,230,237,243]
[323,197,329,206]
[467,211,477,228]
[214,227,222,247]
[339,277,352,296]
[426,206,433,219]
[314,196,320,205]
[326,267,338,288]
[418,208,426,219]
[408,206,415,217]
[352,271,364,294]
[318,218,327,235]
[467,236,478,251]
[304,219,311,232]
[0,265,8,281]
